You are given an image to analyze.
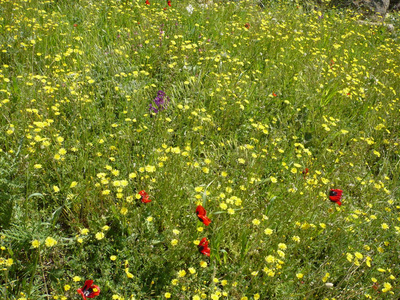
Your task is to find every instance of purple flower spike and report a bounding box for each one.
[149,90,170,115]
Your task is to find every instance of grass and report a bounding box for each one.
[0,0,400,299]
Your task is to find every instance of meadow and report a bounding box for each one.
[0,0,400,299]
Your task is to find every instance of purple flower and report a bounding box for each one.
[149,90,170,114]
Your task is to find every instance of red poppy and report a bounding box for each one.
[272,92,277,97]
[139,190,152,203]
[77,280,100,300]
[167,0,171,6]
[302,168,309,178]
[145,0,150,5]
[198,237,210,256]
[329,189,343,206]
[195,205,211,226]
[244,23,250,29]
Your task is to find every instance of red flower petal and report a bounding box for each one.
[196,205,206,216]
[139,190,152,203]
[198,238,210,256]
[329,189,343,205]
[198,215,211,226]
[196,205,211,225]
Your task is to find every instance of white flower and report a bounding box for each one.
[186,4,194,15]
[325,283,334,288]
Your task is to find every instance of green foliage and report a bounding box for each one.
[0,152,24,230]
[0,0,400,299]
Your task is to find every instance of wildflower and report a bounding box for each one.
[95,232,105,240]
[200,260,207,268]
[252,219,260,226]
[32,239,40,248]
[325,283,334,288]
[139,190,152,203]
[196,205,211,226]
[45,237,57,247]
[329,189,343,206]
[264,228,273,235]
[244,23,250,29]
[198,237,210,256]
[302,168,309,178]
[178,270,186,277]
[186,4,194,14]
[382,282,392,292]
[171,239,178,246]
[5,258,13,266]
[149,90,170,114]
[296,273,304,279]
[165,293,171,298]
[167,0,171,6]
[77,280,100,300]
[145,0,150,5]
[278,243,287,250]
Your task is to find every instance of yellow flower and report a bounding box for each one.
[189,267,196,274]
[296,273,304,279]
[265,255,275,263]
[178,270,186,277]
[80,228,89,235]
[145,165,156,173]
[193,296,200,300]
[292,236,300,242]
[5,258,13,266]
[278,243,287,250]
[73,276,81,282]
[382,282,392,292]
[64,285,71,291]
[253,294,260,300]
[171,239,178,246]
[381,223,389,230]
[110,255,117,261]
[45,237,57,247]
[200,261,208,268]
[95,232,105,240]
[171,279,178,285]
[165,293,171,298]
[211,294,219,300]
[277,250,285,258]
[120,207,128,215]
[53,186,60,192]
[354,252,363,259]
[264,228,273,235]
[70,181,77,188]
[125,268,134,278]
[252,219,260,226]
[32,239,40,248]
[270,176,277,183]
[147,216,153,222]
